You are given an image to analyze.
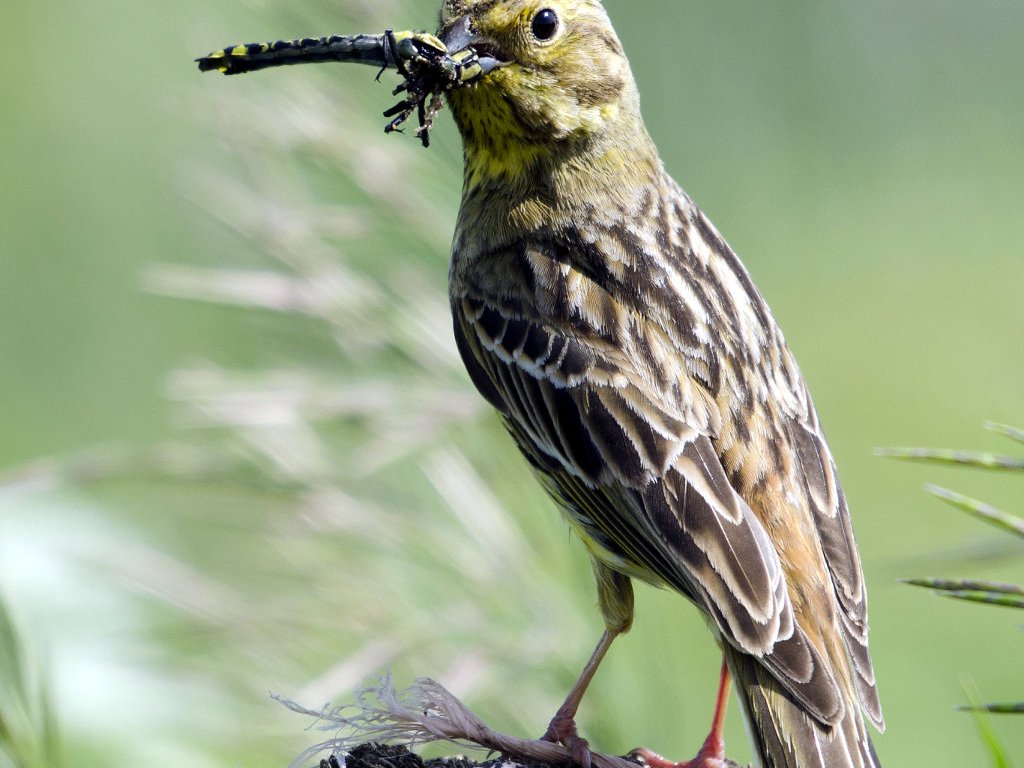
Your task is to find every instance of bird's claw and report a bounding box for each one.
[629,746,729,768]
[542,714,593,768]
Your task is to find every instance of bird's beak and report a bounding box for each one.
[441,15,509,76]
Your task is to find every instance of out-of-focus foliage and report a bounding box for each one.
[1,1,1022,767]
[882,422,1023,763]
[0,597,62,768]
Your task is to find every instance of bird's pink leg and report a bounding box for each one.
[632,657,731,768]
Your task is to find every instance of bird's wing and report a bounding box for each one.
[785,415,884,729]
[657,205,883,729]
[452,292,844,727]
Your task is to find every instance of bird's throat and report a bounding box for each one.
[455,124,663,251]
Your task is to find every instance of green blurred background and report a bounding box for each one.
[1,0,1022,766]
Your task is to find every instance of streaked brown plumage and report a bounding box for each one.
[440,1,884,766]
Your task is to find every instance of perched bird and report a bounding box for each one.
[439,1,884,767]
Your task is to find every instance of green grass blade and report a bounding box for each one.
[941,592,1024,609]
[0,599,30,707]
[0,597,63,768]
[37,678,63,768]
[985,421,1024,446]
[959,703,1024,715]
[902,578,1024,609]
[962,682,1012,768]
[874,446,1024,471]
[924,484,1024,540]
[902,578,1024,595]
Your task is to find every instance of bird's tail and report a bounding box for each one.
[725,646,881,768]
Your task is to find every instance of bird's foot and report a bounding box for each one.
[542,710,593,768]
[629,733,728,768]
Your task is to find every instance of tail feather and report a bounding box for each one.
[726,647,881,768]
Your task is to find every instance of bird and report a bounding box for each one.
[438,1,884,767]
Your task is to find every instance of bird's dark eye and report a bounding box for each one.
[531,8,559,41]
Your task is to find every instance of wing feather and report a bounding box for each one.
[787,420,884,729]
[453,297,845,725]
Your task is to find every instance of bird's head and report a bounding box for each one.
[439,1,647,167]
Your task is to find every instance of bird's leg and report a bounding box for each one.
[631,657,731,768]
[541,628,620,768]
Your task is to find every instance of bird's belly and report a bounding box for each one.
[554,489,668,589]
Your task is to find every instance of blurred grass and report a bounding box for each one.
[1,0,1023,767]
[0,596,63,768]
[890,423,1023,766]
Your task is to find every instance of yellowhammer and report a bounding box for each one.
[441,3,883,767]
[201,3,885,766]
